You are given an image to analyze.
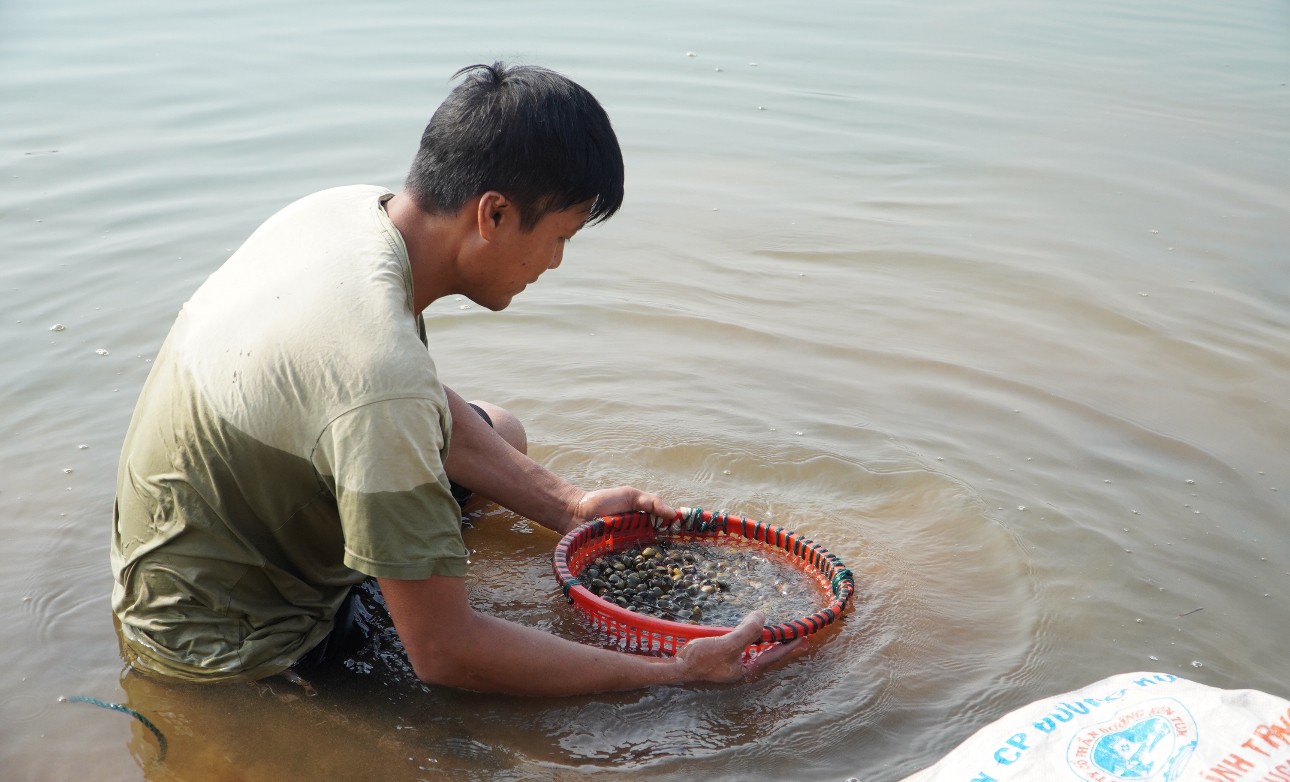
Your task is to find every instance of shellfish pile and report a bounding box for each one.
[578,539,823,627]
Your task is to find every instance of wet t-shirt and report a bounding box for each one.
[111,185,465,682]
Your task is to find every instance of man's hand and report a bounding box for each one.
[674,611,807,683]
[568,486,677,532]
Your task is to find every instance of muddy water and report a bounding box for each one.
[3,0,1288,780]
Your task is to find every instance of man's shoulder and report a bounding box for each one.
[294,183,392,207]
[264,184,392,228]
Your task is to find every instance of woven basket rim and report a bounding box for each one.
[553,508,854,647]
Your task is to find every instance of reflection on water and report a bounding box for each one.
[3,0,1288,779]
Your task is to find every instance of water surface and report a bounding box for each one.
[2,1,1288,780]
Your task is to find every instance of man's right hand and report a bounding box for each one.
[673,611,807,683]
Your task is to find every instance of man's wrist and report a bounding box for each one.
[563,488,590,527]
[639,651,691,687]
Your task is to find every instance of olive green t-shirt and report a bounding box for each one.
[111,185,466,682]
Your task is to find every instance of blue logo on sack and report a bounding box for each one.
[1067,698,1197,781]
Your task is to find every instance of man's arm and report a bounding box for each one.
[440,385,673,535]
[378,575,804,695]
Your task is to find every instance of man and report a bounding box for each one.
[111,62,801,695]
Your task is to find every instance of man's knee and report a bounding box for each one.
[468,400,528,455]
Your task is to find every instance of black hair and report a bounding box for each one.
[405,62,624,230]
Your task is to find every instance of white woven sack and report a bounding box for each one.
[903,671,1290,782]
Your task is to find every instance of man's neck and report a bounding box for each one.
[384,190,471,313]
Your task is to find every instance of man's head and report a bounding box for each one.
[405,62,624,232]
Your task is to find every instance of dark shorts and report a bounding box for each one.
[293,401,493,673]
[292,577,386,673]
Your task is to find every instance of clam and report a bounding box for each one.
[576,536,822,627]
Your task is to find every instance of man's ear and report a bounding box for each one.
[475,191,510,240]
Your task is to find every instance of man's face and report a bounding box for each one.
[468,199,592,311]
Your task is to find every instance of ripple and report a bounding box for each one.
[452,419,1034,774]
[1,694,51,722]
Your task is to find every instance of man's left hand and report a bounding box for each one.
[567,487,676,533]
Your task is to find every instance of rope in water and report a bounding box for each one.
[61,694,168,763]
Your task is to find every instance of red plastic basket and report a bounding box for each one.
[553,508,854,656]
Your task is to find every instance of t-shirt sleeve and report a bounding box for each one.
[312,396,467,579]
